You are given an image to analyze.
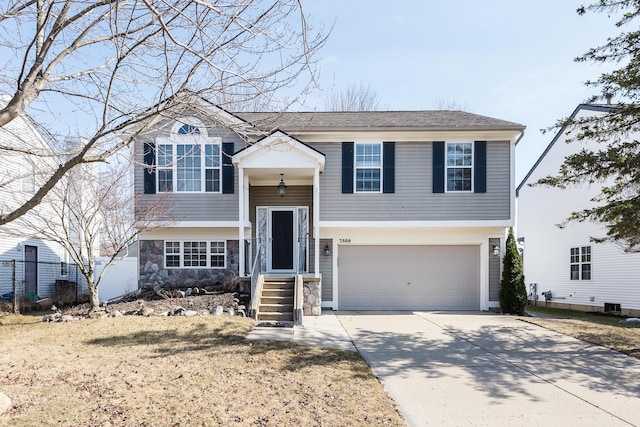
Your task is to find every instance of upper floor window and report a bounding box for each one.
[178,124,201,135]
[355,143,382,192]
[157,120,221,193]
[446,142,473,192]
[570,246,591,280]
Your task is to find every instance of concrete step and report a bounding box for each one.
[258,303,294,313]
[260,296,293,305]
[258,312,294,322]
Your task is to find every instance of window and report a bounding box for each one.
[156,124,221,193]
[21,163,35,193]
[183,241,207,267]
[355,143,381,192]
[165,242,181,268]
[178,124,200,135]
[446,142,473,191]
[165,241,226,269]
[570,246,591,280]
[210,241,225,268]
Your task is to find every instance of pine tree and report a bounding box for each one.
[499,228,527,315]
[536,1,640,251]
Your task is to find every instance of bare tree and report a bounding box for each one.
[432,98,472,112]
[325,81,381,111]
[0,0,327,225]
[6,155,174,311]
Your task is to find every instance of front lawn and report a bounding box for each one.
[0,314,404,426]
[524,305,640,359]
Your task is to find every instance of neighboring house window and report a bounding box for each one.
[355,143,381,192]
[570,246,591,280]
[446,142,473,192]
[21,163,35,193]
[60,262,68,276]
[165,241,226,269]
[157,142,221,193]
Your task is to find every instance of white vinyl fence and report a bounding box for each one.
[95,256,138,302]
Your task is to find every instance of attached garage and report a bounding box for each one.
[338,245,480,310]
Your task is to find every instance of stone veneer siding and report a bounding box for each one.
[303,279,321,316]
[139,240,240,289]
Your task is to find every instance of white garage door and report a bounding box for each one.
[338,245,480,310]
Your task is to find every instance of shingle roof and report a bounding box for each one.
[235,110,524,132]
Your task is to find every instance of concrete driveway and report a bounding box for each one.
[336,312,640,426]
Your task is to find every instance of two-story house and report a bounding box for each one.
[518,104,640,317]
[0,96,85,305]
[135,97,524,319]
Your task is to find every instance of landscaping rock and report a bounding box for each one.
[0,392,11,415]
[212,305,224,316]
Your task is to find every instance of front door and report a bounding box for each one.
[24,245,38,297]
[270,209,295,271]
[256,206,309,274]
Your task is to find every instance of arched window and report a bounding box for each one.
[156,120,221,193]
[177,124,201,135]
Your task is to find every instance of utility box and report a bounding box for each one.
[55,280,77,306]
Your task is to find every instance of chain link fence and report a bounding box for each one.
[0,260,89,313]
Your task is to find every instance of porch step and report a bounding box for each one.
[256,277,295,323]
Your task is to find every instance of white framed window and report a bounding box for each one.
[165,241,181,268]
[165,241,226,269]
[570,246,591,280]
[183,241,207,267]
[210,241,226,268]
[355,143,382,192]
[446,142,473,192]
[156,120,221,193]
[21,162,35,194]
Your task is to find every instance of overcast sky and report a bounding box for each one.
[299,1,620,182]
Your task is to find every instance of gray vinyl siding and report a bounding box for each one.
[319,238,333,301]
[489,238,501,301]
[309,141,511,221]
[134,125,245,222]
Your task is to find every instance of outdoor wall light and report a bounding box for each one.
[278,174,287,198]
[324,244,331,256]
[492,244,500,256]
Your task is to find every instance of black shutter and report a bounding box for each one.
[383,142,395,193]
[432,141,445,193]
[474,141,486,193]
[222,142,234,194]
[342,142,354,193]
[143,141,156,194]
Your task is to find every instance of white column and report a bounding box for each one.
[313,168,320,277]
[238,167,245,276]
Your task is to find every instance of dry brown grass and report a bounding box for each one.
[524,307,640,359]
[0,314,404,426]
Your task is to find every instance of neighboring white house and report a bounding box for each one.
[0,96,89,304]
[517,104,640,317]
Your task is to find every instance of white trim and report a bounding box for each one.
[319,220,514,228]
[146,220,241,228]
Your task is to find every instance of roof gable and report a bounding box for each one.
[232,130,325,172]
[516,104,616,196]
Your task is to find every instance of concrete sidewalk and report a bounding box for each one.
[338,311,640,426]
[245,310,356,352]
